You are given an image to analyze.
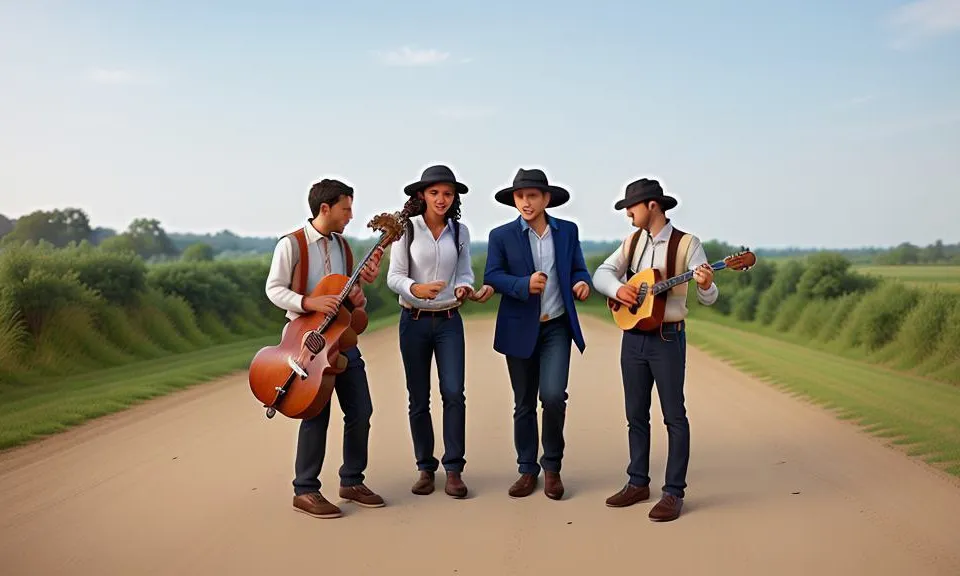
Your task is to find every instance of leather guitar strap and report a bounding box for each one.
[625,229,648,276]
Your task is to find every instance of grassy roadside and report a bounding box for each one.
[0,314,400,452]
[580,304,960,477]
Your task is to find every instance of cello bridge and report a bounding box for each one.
[287,356,308,378]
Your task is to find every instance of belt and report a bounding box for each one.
[404,306,460,319]
[627,320,684,335]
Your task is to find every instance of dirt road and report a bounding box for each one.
[2,315,958,575]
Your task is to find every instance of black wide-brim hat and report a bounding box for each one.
[494,168,570,208]
[404,164,468,196]
[614,178,678,211]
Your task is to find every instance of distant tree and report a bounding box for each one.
[125,218,179,259]
[181,242,215,261]
[98,234,139,254]
[1,208,92,247]
[0,213,13,238]
[89,227,116,245]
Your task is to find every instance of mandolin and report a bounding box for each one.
[248,209,409,420]
[607,248,756,331]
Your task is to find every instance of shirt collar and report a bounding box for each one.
[304,218,335,243]
[651,220,673,243]
[518,213,558,233]
[413,214,454,233]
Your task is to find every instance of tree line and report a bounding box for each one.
[3,207,956,265]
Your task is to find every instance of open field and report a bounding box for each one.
[854,264,960,291]
[1,315,959,575]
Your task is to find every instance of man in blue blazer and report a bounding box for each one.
[481,167,592,500]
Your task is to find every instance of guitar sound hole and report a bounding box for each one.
[304,332,325,354]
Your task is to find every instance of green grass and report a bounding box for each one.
[0,314,398,452]
[579,304,960,476]
[854,264,960,292]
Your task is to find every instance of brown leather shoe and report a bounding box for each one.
[339,484,386,508]
[445,472,468,498]
[544,472,564,500]
[605,483,650,507]
[411,471,435,495]
[648,493,683,521]
[508,473,537,498]
[292,492,342,519]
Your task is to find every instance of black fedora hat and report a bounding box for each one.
[494,168,570,208]
[614,178,678,211]
[404,164,468,196]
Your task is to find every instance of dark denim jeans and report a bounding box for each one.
[398,307,467,473]
[292,345,373,495]
[504,316,572,476]
[620,321,690,498]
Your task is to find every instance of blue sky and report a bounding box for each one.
[2,0,958,249]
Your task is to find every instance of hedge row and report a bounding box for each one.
[694,253,960,385]
[0,242,287,385]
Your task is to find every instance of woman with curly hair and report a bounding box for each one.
[386,164,493,499]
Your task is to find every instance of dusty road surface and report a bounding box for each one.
[2,315,959,575]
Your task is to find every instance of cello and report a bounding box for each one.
[248,208,409,420]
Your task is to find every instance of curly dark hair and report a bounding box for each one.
[400,189,462,224]
[401,187,463,254]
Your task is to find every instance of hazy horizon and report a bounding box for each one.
[3,1,958,249]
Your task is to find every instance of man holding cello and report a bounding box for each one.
[264,178,385,519]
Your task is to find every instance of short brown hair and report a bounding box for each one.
[308,179,353,217]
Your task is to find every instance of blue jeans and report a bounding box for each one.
[292,345,373,495]
[620,321,689,498]
[398,307,467,473]
[504,316,572,476]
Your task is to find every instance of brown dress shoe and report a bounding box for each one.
[339,484,386,508]
[445,472,468,498]
[648,493,683,521]
[293,492,342,519]
[544,472,564,500]
[508,473,538,498]
[605,483,650,507]
[411,471,435,495]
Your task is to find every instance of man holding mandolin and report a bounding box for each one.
[591,177,718,522]
[264,178,385,519]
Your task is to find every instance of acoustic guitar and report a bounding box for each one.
[607,248,756,331]
[248,209,409,420]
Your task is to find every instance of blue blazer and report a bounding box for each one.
[483,215,591,359]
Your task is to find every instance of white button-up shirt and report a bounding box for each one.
[520,216,565,321]
[265,219,347,321]
[387,215,475,310]
[592,222,719,323]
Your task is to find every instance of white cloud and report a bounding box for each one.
[835,94,876,108]
[88,68,153,85]
[887,0,960,49]
[373,46,451,66]
[436,105,496,119]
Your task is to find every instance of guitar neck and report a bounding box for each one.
[652,260,727,295]
[335,232,388,302]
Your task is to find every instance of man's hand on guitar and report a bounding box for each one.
[572,281,590,301]
[303,295,340,317]
[693,263,714,290]
[529,272,547,295]
[360,248,384,283]
[348,284,366,308]
[412,280,446,300]
[615,284,639,307]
